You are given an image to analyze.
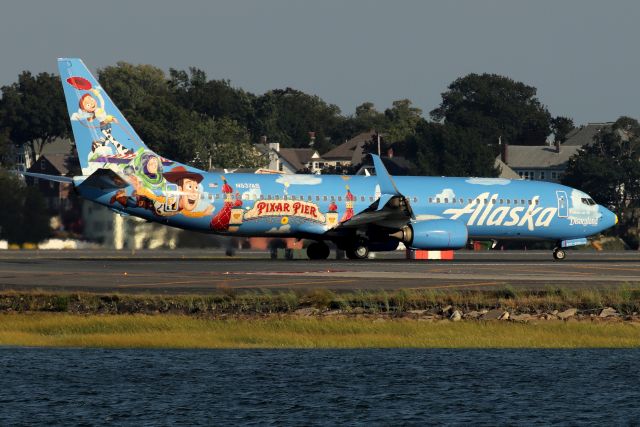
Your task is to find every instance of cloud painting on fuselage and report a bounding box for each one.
[25,58,617,260]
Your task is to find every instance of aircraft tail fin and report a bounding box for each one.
[57,58,154,176]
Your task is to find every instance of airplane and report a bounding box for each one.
[24,58,618,261]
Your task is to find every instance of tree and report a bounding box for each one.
[252,88,343,148]
[0,71,70,162]
[0,170,50,244]
[551,116,575,144]
[563,116,640,215]
[189,116,264,170]
[394,120,498,177]
[169,67,255,127]
[383,99,422,144]
[562,116,640,247]
[430,73,552,146]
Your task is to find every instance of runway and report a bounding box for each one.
[0,250,639,294]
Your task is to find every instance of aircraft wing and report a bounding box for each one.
[336,154,414,230]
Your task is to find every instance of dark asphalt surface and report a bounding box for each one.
[0,249,638,294]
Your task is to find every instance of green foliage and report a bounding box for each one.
[0,170,50,244]
[551,116,575,144]
[563,117,640,245]
[394,120,498,177]
[563,117,640,214]
[430,73,552,146]
[0,71,70,161]
[252,88,343,148]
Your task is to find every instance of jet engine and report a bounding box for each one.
[390,219,468,250]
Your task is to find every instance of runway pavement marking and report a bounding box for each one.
[240,279,359,288]
[409,281,505,290]
[118,277,249,288]
[576,265,640,273]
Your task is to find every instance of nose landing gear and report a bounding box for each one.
[553,247,566,260]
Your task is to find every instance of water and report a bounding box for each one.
[1,349,639,426]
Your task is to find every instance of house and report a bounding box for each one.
[267,142,324,173]
[322,131,376,168]
[563,122,613,147]
[26,150,83,235]
[498,141,581,182]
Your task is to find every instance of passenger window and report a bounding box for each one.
[208,194,213,200]
[370,196,374,202]
[215,194,220,200]
[535,199,539,205]
[499,199,504,204]
[528,200,532,205]
[436,198,440,204]
[460,199,464,205]
[283,195,288,200]
[323,196,328,201]
[267,195,272,200]
[291,195,296,201]
[360,196,365,202]
[260,195,264,200]
[413,197,418,203]
[514,199,518,205]
[316,196,320,201]
[331,196,335,201]
[521,199,525,205]
[338,196,342,202]
[275,195,280,200]
[444,198,448,204]
[429,198,433,203]
[506,199,510,204]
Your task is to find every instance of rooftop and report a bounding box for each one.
[502,145,581,169]
[322,131,376,164]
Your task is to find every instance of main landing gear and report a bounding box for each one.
[553,247,566,261]
[307,241,330,260]
[346,242,369,260]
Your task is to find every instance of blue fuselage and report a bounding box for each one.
[79,172,617,244]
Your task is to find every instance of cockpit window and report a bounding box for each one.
[581,197,597,206]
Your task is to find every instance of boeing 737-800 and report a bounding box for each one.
[24,59,618,260]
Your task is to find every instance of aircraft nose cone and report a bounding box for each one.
[601,206,617,230]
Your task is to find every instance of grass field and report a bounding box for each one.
[1,313,640,349]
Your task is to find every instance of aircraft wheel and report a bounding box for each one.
[346,244,369,260]
[307,242,330,260]
[553,248,566,260]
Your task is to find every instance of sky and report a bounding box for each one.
[1,0,639,125]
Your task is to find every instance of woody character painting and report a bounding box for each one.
[111,165,213,218]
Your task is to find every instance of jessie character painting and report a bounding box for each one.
[74,88,118,132]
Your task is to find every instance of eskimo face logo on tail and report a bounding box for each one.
[443,192,557,231]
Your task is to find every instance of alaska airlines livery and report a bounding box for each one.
[27,59,618,260]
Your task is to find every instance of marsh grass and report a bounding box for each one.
[1,313,639,349]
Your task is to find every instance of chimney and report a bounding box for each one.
[555,139,560,153]
[308,131,316,147]
[501,142,508,164]
[387,147,394,158]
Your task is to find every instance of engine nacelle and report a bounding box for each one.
[391,219,468,250]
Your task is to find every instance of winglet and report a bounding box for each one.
[371,154,400,196]
[371,154,403,211]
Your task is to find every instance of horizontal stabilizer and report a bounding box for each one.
[21,172,73,183]
[77,168,129,191]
